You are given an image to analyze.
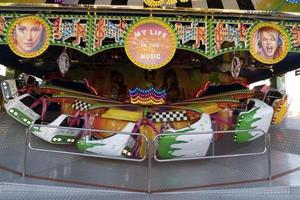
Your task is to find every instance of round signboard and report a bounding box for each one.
[7,16,51,58]
[124,18,177,70]
[249,22,290,64]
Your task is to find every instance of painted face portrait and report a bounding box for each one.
[8,16,50,58]
[254,26,284,61]
[250,23,289,65]
[259,28,280,59]
[14,20,44,53]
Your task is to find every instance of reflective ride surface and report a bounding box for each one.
[1,110,300,199]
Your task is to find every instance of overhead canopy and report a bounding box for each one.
[0,0,300,85]
[1,0,300,12]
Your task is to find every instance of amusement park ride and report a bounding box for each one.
[0,73,288,160]
[0,0,297,161]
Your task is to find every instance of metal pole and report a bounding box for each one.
[267,131,272,180]
[22,128,29,177]
[212,132,215,156]
[147,140,152,194]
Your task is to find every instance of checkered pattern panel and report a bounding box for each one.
[71,100,91,111]
[44,0,257,10]
[148,110,188,123]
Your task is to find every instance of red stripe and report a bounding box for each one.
[1,164,300,193]
[26,174,145,192]
[0,165,22,176]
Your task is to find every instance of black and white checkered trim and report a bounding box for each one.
[147,110,188,123]
[45,0,256,10]
[71,100,91,111]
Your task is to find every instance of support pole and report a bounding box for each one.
[147,140,152,194]
[22,128,29,177]
[267,131,272,180]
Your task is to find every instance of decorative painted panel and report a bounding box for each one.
[0,13,299,61]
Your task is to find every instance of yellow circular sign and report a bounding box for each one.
[249,22,290,64]
[124,18,177,70]
[7,16,51,58]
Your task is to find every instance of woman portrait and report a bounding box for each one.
[250,24,289,64]
[8,16,50,58]
[255,27,283,60]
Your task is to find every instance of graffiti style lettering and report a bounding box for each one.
[226,24,247,48]
[194,26,206,48]
[95,18,106,48]
[175,22,206,48]
[106,20,127,43]
[226,25,236,42]
[214,22,226,52]
[182,22,196,44]
[119,19,127,38]
[214,22,247,51]
[291,24,300,47]
[175,23,183,38]
[53,18,86,45]
[94,18,127,48]
[238,23,247,44]
[53,17,62,40]
[61,19,79,42]
[226,24,240,47]
[106,21,117,39]
[73,22,86,45]
[0,16,6,36]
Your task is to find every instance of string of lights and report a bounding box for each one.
[286,0,300,3]
[144,0,190,7]
[129,87,166,105]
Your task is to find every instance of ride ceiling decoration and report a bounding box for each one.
[124,18,177,70]
[129,87,167,105]
[57,49,70,76]
[143,0,190,7]
[248,22,290,64]
[1,13,300,65]
[286,0,300,3]
[6,16,51,58]
[230,56,242,79]
[2,0,300,12]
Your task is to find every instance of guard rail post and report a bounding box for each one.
[22,128,30,177]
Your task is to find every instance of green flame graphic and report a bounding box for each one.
[158,127,194,159]
[234,107,261,143]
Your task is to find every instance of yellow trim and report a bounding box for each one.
[144,0,164,7]
[249,22,290,65]
[101,108,143,121]
[124,17,177,70]
[7,16,51,58]
[185,103,222,115]
[272,96,288,125]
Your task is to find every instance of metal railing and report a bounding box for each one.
[147,129,271,192]
[23,125,271,193]
[23,124,148,178]
[153,129,268,162]
[27,124,148,161]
